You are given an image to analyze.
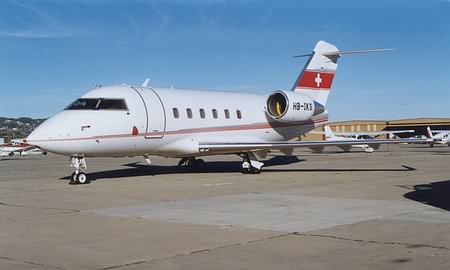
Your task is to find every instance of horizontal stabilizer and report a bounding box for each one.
[323,48,393,57]
[293,48,393,58]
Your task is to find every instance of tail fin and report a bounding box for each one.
[426,126,433,139]
[292,40,339,106]
[292,40,392,106]
[324,126,336,140]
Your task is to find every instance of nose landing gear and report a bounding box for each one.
[70,155,90,184]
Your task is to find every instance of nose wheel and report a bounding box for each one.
[70,156,90,185]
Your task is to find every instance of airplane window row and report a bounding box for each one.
[172,108,242,120]
[65,98,128,110]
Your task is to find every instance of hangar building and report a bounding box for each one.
[302,118,450,140]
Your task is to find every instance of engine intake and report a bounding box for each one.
[266,90,325,122]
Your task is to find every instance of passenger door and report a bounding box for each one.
[134,87,166,138]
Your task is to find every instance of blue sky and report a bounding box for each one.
[1,0,449,121]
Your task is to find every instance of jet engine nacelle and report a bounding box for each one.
[266,90,325,122]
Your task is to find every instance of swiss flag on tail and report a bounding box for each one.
[292,40,339,106]
[296,70,335,90]
[292,40,392,106]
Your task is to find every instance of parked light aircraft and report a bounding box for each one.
[26,40,425,184]
[0,140,45,157]
[426,126,450,147]
[310,126,414,153]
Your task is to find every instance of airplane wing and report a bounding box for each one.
[310,129,415,136]
[6,145,38,155]
[198,138,427,153]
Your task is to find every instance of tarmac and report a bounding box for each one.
[1,144,450,269]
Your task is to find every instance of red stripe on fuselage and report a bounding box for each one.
[0,143,31,148]
[27,117,328,143]
[296,70,335,90]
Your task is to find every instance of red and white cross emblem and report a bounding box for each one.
[315,73,322,87]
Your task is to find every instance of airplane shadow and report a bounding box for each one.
[263,165,416,173]
[60,156,304,181]
[60,156,417,182]
[399,150,450,156]
[403,180,450,211]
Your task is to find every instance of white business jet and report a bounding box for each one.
[312,126,414,153]
[26,40,423,184]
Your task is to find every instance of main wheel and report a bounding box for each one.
[194,159,205,169]
[70,172,78,184]
[76,172,90,184]
[178,158,187,167]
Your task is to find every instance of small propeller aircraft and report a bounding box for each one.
[0,140,45,157]
[26,40,425,184]
[310,126,414,153]
[426,126,450,147]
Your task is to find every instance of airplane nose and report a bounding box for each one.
[26,123,48,148]
[25,113,65,151]
[25,111,89,155]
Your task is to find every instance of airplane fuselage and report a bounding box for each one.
[27,85,328,157]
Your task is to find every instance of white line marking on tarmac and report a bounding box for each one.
[202,182,233,187]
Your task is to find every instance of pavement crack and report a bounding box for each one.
[0,201,80,213]
[0,255,67,270]
[97,230,450,270]
[98,232,294,270]
[291,232,450,251]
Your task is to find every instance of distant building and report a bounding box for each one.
[302,118,450,140]
[384,118,450,137]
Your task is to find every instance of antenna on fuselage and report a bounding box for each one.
[142,78,151,87]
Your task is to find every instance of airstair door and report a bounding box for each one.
[134,87,166,138]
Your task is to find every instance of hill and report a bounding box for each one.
[0,117,46,140]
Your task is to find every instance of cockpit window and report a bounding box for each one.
[65,98,128,111]
[66,98,99,110]
[97,99,128,110]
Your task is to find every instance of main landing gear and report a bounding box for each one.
[70,155,90,185]
[240,152,264,174]
[178,157,205,170]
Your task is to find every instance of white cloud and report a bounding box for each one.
[0,30,71,39]
[0,1,73,39]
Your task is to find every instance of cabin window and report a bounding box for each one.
[212,109,218,119]
[199,108,206,119]
[236,110,242,119]
[224,109,230,119]
[173,108,179,119]
[187,108,193,119]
